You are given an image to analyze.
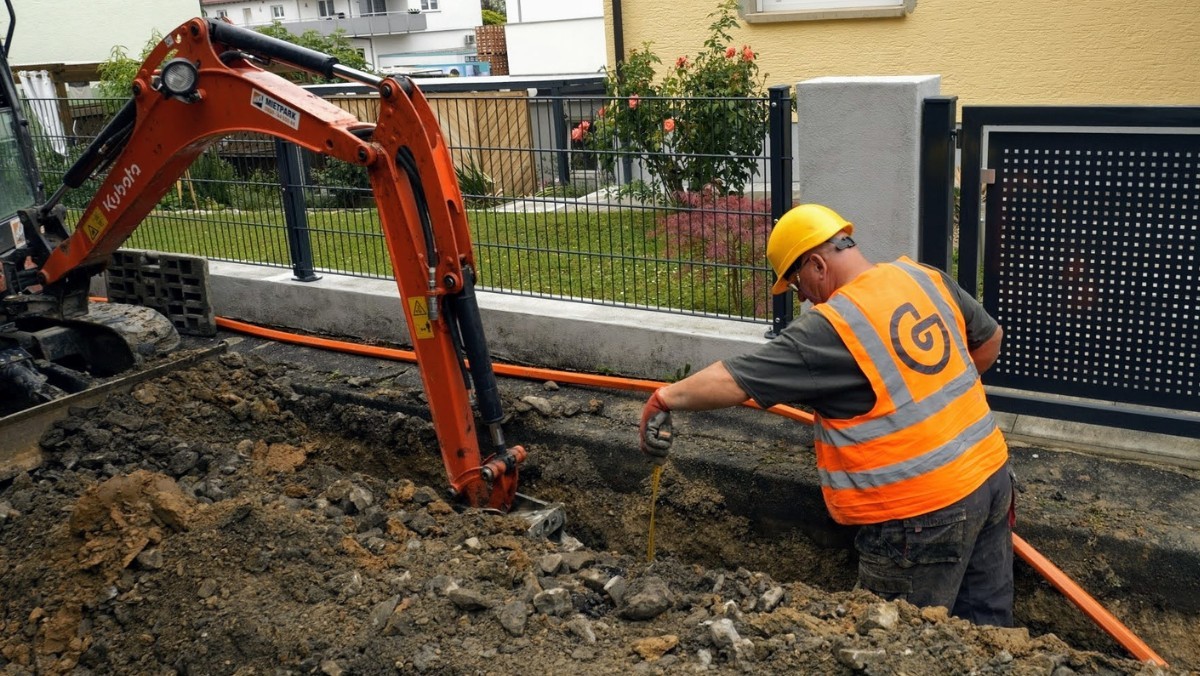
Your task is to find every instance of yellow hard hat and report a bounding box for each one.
[767,204,854,294]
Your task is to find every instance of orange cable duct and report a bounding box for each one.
[213,317,817,423]
[102,305,1162,666]
[1011,534,1167,666]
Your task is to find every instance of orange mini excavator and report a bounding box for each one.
[0,7,526,512]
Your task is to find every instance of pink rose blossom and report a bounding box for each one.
[725,46,736,58]
[628,94,640,110]
[571,127,584,142]
[742,45,754,62]
[675,56,688,69]
[663,118,675,133]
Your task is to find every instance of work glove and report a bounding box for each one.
[1007,465,1022,528]
[639,389,673,465]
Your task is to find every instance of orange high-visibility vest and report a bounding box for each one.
[810,257,1008,525]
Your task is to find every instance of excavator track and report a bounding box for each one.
[0,341,227,481]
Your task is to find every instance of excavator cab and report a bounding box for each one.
[0,0,41,262]
[0,55,38,227]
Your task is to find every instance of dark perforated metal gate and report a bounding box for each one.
[920,105,1200,437]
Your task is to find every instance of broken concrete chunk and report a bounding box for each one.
[135,548,163,570]
[559,550,596,572]
[578,569,610,591]
[709,618,741,650]
[603,576,627,606]
[566,616,597,644]
[520,396,553,416]
[757,586,786,613]
[448,587,493,611]
[411,486,441,505]
[498,599,529,636]
[538,553,564,575]
[618,576,673,621]
[836,647,887,670]
[857,603,899,634]
[533,588,573,617]
[369,595,401,632]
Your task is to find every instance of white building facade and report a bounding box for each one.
[503,0,604,76]
[199,0,484,75]
[3,0,201,66]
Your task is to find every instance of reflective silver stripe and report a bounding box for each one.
[818,411,998,490]
[815,262,982,448]
[815,365,983,446]
[825,294,913,407]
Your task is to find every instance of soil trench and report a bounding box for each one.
[0,338,1196,675]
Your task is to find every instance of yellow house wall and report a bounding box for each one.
[606,0,1200,107]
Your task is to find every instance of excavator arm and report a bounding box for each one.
[23,19,524,510]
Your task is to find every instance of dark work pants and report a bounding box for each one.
[853,465,1014,626]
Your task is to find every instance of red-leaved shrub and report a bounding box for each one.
[656,187,773,315]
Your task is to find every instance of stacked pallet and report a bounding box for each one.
[474,25,508,76]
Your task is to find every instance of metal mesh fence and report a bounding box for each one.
[22,92,779,322]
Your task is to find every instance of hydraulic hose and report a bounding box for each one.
[102,305,1166,667]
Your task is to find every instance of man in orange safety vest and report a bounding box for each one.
[639,203,1014,626]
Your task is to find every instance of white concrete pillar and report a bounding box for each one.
[794,75,940,264]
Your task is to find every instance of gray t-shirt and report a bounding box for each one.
[726,265,999,420]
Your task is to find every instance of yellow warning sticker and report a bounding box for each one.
[407,296,434,339]
[81,209,110,243]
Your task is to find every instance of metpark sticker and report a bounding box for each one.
[250,90,300,129]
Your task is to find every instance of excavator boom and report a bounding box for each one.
[2,17,524,510]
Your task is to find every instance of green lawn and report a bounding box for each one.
[121,207,771,320]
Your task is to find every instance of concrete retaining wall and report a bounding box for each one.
[183,259,1200,467]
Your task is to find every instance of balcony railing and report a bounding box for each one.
[250,11,427,38]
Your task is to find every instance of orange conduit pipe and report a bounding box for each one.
[119,306,1163,665]
[212,317,821,423]
[1012,534,1166,666]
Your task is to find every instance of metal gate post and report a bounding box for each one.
[552,97,571,187]
[918,96,957,273]
[766,84,794,338]
[275,138,320,282]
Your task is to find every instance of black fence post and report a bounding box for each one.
[918,96,958,273]
[766,84,794,338]
[552,97,571,187]
[275,139,320,282]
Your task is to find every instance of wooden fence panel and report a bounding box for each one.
[325,92,537,199]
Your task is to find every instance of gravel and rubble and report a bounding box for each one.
[0,349,1184,674]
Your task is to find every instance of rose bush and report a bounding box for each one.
[574,0,768,201]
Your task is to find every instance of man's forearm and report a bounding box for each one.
[657,362,750,411]
[970,325,1004,374]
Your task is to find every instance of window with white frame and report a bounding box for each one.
[364,0,387,16]
[421,0,439,10]
[242,8,252,23]
[271,5,285,19]
[319,0,337,17]
[746,0,913,22]
[216,9,228,19]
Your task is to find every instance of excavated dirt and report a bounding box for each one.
[0,344,1191,675]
